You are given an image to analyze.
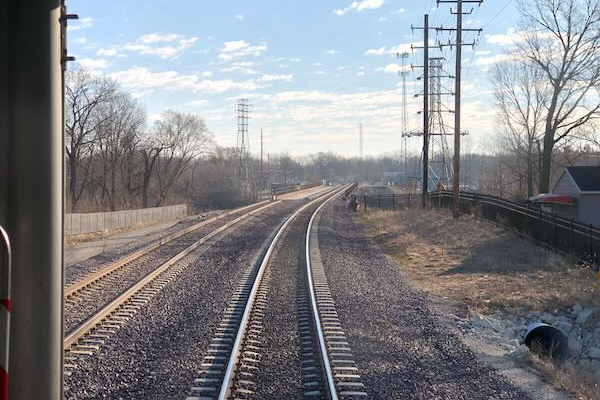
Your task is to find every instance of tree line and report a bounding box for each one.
[490,0,600,197]
[66,67,212,212]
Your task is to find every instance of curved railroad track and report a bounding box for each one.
[186,183,366,399]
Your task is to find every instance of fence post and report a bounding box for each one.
[408,193,411,208]
[539,206,543,244]
[569,218,574,255]
[553,212,557,249]
[378,194,381,209]
[363,195,367,213]
[589,224,594,262]
[392,194,396,210]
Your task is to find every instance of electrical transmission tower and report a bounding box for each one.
[398,52,410,186]
[427,57,454,189]
[236,98,255,198]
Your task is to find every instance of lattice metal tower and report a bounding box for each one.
[398,52,410,185]
[428,57,453,190]
[236,98,251,182]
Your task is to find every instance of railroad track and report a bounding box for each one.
[186,183,367,399]
[63,199,284,374]
[63,201,278,333]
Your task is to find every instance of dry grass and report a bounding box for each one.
[359,208,600,399]
[359,208,599,317]
[65,222,157,246]
[527,354,600,400]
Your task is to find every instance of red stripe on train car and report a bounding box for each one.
[0,299,9,313]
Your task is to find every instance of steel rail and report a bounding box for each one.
[217,184,350,400]
[64,200,278,349]
[64,200,270,298]
[305,187,348,400]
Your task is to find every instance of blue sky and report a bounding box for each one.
[68,0,519,157]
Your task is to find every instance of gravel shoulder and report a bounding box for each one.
[317,199,530,399]
[64,201,300,399]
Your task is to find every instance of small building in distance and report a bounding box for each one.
[382,171,404,186]
[534,166,600,226]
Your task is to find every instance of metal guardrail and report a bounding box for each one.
[360,190,600,265]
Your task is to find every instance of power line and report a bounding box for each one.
[482,0,512,29]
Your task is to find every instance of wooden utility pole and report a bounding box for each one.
[453,0,463,218]
[411,15,439,207]
[438,0,483,217]
[423,14,430,207]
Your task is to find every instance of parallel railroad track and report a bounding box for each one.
[63,200,283,375]
[186,184,367,399]
[64,201,278,333]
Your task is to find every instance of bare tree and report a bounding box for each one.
[65,66,118,210]
[491,61,549,197]
[153,110,213,206]
[517,0,600,192]
[95,93,146,210]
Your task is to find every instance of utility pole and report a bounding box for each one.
[438,0,483,217]
[411,14,441,207]
[260,129,263,196]
[359,123,364,159]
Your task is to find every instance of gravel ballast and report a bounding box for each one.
[248,206,316,399]
[317,199,530,399]
[64,203,274,334]
[64,203,268,285]
[64,201,300,399]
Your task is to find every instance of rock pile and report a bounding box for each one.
[469,304,600,379]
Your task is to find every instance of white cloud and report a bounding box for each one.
[357,71,366,76]
[290,57,302,62]
[77,58,109,70]
[334,0,385,15]
[138,33,182,44]
[398,8,405,13]
[378,17,387,22]
[97,48,117,56]
[259,74,294,82]
[68,17,93,31]
[324,49,340,54]
[475,53,512,69]
[73,37,87,44]
[234,14,245,20]
[188,99,208,107]
[312,62,322,67]
[99,34,198,59]
[201,71,214,78]
[315,71,326,75]
[486,28,522,47]
[219,40,267,61]
[108,67,198,90]
[123,36,198,59]
[365,46,387,56]
[364,42,419,56]
[220,61,260,75]
[194,79,261,93]
[378,63,410,74]
[108,67,260,94]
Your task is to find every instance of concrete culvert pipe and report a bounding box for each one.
[524,323,568,362]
